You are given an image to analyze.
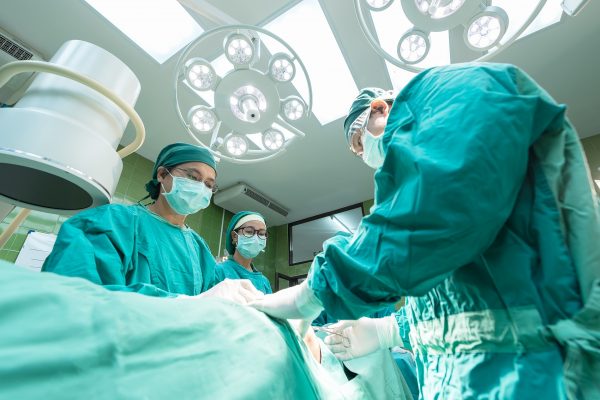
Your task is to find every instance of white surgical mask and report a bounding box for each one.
[163,174,212,215]
[235,234,266,259]
[362,130,385,169]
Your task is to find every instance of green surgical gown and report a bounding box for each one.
[214,258,273,294]
[308,63,600,399]
[42,204,216,297]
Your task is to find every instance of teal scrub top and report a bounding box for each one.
[308,63,600,399]
[215,258,273,294]
[42,204,217,297]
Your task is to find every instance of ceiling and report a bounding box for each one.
[1,0,599,225]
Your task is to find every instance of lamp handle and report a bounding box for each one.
[0,60,145,159]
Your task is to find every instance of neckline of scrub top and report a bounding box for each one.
[137,204,192,231]
[227,256,262,274]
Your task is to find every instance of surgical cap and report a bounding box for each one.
[144,143,217,200]
[343,87,395,144]
[226,211,266,255]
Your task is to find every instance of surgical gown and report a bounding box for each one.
[0,261,320,399]
[308,63,600,399]
[214,258,273,294]
[42,204,216,297]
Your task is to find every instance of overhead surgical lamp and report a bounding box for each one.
[355,0,571,73]
[175,25,313,163]
[0,40,145,245]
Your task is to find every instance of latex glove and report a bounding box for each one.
[324,316,402,361]
[198,279,264,305]
[249,280,323,324]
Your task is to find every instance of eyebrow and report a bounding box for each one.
[183,167,215,181]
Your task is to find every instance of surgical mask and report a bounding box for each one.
[235,234,266,259]
[362,130,385,169]
[163,174,212,215]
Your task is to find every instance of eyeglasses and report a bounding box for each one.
[235,226,268,240]
[170,167,219,193]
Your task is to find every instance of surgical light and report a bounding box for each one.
[229,85,266,123]
[465,7,508,51]
[189,106,217,132]
[224,33,255,66]
[282,96,305,121]
[225,135,248,156]
[365,0,394,11]
[262,129,285,150]
[269,53,295,83]
[184,58,217,91]
[0,40,144,245]
[355,0,556,73]
[175,25,313,163]
[398,30,430,64]
[415,0,466,19]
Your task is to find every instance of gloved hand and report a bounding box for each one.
[249,280,323,326]
[197,279,264,305]
[324,316,403,361]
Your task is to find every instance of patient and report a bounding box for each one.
[0,261,412,399]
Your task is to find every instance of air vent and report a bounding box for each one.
[268,202,288,216]
[214,183,290,226]
[0,33,33,60]
[244,187,270,207]
[245,186,289,216]
[0,28,44,104]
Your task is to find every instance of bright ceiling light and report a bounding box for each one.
[356,0,551,72]
[465,7,509,51]
[188,106,217,133]
[262,129,285,150]
[225,135,248,156]
[184,58,217,91]
[176,25,312,163]
[269,53,296,83]
[282,96,306,121]
[398,30,430,64]
[365,0,394,11]
[224,33,255,66]
[415,0,466,19]
[265,0,358,125]
[229,85,267,123]
[83,0,203,64]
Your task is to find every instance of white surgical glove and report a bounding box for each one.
[249,281,323,331]
[324,316,403,361]
[198,279,264,305]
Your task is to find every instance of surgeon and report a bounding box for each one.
[43,142,262,303]
[214,211,273,294]
[251,63,600,399]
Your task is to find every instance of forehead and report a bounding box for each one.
[240,220,267,230]
[176,162,216,179]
